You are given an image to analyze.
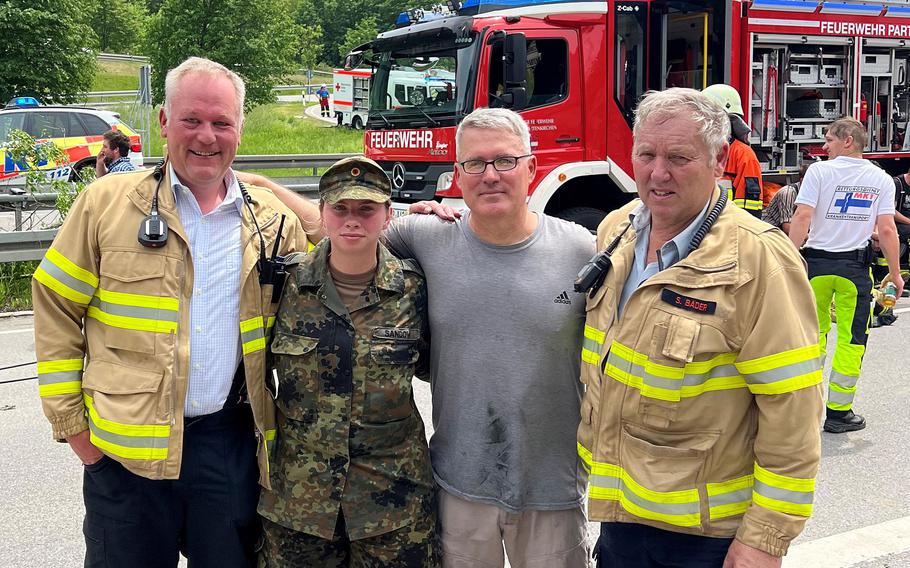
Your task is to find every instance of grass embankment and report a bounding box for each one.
[0,261,38,312]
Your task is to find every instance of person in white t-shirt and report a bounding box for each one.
[789,117,902,434]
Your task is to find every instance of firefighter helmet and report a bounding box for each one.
[703,84,744,116]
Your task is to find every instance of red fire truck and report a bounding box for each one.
[350,0,910,229]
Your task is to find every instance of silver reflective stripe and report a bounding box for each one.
[830,370,859,389]
[241,326,264,345]
[827,388,855,405]
[582,337,601,354]
[38,370,82,385]
[754,479,814,505]
[608,352,740,391]
[589,473,700,516]
[88,420,170,450]
[708,486,753,508]
[39,257,96,299]
[740,358,820,385]
[89,297,179,322]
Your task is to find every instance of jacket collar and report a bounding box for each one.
[608,188,741,289]
[296,239,406,295]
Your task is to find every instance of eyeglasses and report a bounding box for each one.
[458,155,532,175]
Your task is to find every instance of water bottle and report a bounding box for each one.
[883,282,898,308]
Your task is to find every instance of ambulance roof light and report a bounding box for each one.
[5,96,39,109]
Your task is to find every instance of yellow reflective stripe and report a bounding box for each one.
[752,492,813,517]
[34,250,100,304]
[736,344,823,394]
[266,316,276,330]
[37,358,84,397]
[37,359,83,373]
[736,344,820,374]
[582,325,605,366]
[95,288,179,311]
[578,443,701,527]
[86,287,179,333]
[605,341,744,401]
[87,306,177,333]
[39,382,83,396]
[46,248,99,288]
[241,316,267,355]
[743,199,763,210]
[754,464,815,493]
[707,474,754,519]
[585,325,605,344]
[753,464,814,517]
[84,394,170,460]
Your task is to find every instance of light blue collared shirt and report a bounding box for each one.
[170,164,245,417]
[617,199,711,317]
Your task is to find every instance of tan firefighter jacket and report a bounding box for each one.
[578,190,823,557]
[33,167,303,485]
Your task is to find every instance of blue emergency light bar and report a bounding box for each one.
[6,96,39,108]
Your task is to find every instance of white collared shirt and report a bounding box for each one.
[170,164,244,417]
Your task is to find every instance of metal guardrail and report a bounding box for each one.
[0,230,57,262]
[0,151,344,261]
[98,53,149,63]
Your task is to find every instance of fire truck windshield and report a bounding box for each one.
[369,31,478,129]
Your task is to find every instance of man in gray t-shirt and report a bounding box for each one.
[386,108,595,567]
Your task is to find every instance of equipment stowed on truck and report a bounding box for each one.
[345,0,910,231]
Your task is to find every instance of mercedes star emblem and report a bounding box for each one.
[392,163,406,190]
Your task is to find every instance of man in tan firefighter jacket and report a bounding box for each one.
[32,57,304,567]
[579,88,823,567]
[704,83,765,217]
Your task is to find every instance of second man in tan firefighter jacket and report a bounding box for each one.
[580,88,823,567]
[704,83,765,217]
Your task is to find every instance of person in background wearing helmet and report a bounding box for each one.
[317,84,331,118]
[704,83,765,218]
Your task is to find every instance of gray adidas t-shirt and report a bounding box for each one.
[384,211,595,512]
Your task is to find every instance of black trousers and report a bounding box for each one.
[82,404,260,568]
[595,523,733,568]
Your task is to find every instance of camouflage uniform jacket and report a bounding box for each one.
[258,239,434,540]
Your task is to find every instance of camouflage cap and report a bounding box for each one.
[319,156,392,204]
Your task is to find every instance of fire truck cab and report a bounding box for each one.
[355,0,910,230]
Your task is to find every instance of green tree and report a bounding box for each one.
[338,16,379,62]
[144,0,298,110]
[4,129,90,218]
[296,24,324,72]
[0,0,98,104]
[297,0,426,66]
[87,0,148,54]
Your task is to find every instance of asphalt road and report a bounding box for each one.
[2,300,910,567]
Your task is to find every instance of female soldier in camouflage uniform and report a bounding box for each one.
[258,156,437,567]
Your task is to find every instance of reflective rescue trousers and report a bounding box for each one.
[578,193,824,557]
[33,168,303,484]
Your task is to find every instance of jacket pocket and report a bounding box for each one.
[619,423,719,529]
[639,313,702,425]
[270,332,319,422]
[96,251,173,355]
[81,360,170,461]
[365,332,420,423]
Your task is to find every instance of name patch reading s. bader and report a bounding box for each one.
[372,327,419,340]
[661,289,716,315]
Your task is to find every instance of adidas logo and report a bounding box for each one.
[554,291,572,305]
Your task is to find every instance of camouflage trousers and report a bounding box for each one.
[259,512,439,568]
